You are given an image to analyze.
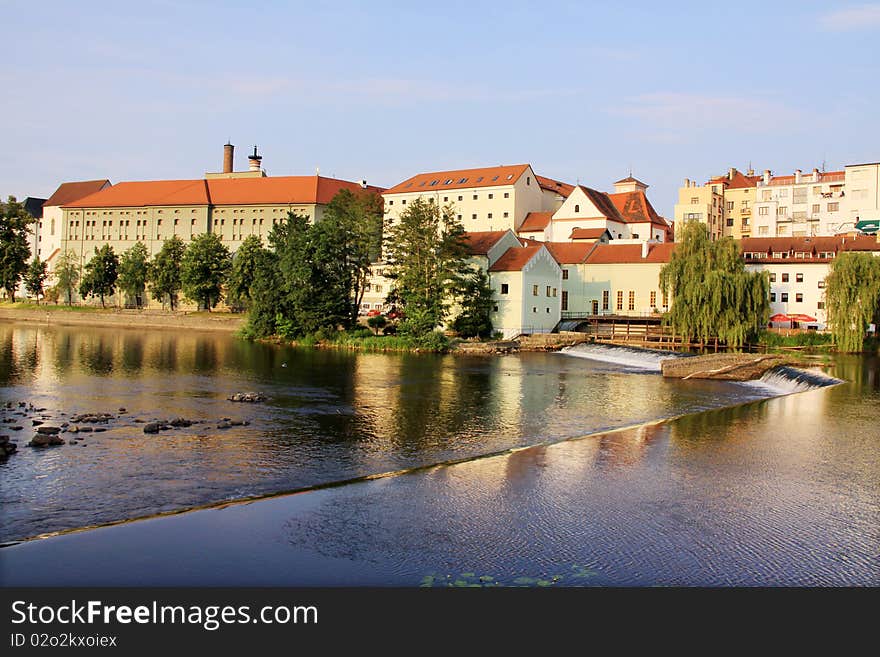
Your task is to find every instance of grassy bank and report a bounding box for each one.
[244,326,452,353]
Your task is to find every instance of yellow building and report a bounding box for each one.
[674,168,759,240]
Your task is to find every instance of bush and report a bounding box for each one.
[367,315,387,334]
[758,331,834,348]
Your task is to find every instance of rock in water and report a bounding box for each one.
[168,417,192,428]
[35,426,61,435]
[143,422,162,434]
[227,392,267,403]
[29,434,65,447]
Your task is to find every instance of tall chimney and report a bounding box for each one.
[248,146,262,172]
[747,168,755,176]
[728,167,735,181]
[641,240,650,259]
[684,178,691,188]
[763,169,771,185]
[223,142,234,174]
[795,169,802,184]
[812,168,819,182]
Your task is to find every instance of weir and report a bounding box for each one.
[559,343,691,371]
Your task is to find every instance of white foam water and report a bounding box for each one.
[746,366,843,395]
[560,343,688,371]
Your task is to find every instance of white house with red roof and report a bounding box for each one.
[487,243,562,338]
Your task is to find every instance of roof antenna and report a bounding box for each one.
[628,165,633,177]
[315,166,320,176]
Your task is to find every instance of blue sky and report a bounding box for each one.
[3,0,879,216]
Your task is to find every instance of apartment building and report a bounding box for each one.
[707,169,760,239]
[752,168,846,238]
[741,235,880,327]
[843,162,880,231]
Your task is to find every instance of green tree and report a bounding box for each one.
[226,235,267,312]
[79,244,119,308]
[824,252,880,352]
[451,268,494,338]
[149,236,186,310]
[367,314,387,335]
[244,248,286,338]
[53,250,81,305]
[320,189,385,325]
[0,196,35,301]
[23,257,48,303]
[383,197,470,336]
[117,242,150,308]
[659,220,769,348]
[180,232,232,311]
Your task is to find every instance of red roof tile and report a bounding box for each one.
[62,176,382,209]
[545,242,593,264]
[613,175,648,186]
[489,245,543,272]
[708,170,760,190]
[560,186,625,222]
[568,227,609,240]
[384,164,530,194]
[519,211,553,232]
[584,242,675,264]
[740,235,880,257]
[607,190,668,226]
[44,180,111,207]
[463,231,510,255]
[536,175,575,197]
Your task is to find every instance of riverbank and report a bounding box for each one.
[0,304,244,333]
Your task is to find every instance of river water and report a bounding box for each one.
[0,322,877,585]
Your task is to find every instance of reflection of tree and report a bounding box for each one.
[120,334,145,373]
[0,330,18,384]
[830,355,880,394]
[192,337,219,374]
[77,335,114,375]
[669,401,770,449]
[52,331,74,376]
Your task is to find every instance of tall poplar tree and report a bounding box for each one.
[659,220,769,348]
[824,252,880,352]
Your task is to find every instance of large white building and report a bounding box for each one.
[742,235,880,327]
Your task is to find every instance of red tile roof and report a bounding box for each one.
[584,242,675,264]
[463,231,510,255]
[207,176,383,206]
[708,170,760,190]
[607,190,668,227]
[519,211,553,232]
[740,235,880,258]
[384,164,530,195]
[536,175,575,197]
[765,171,844,186]
[613,175,647,186]
[545,242,593,264]
[488,245,543,272]
[563,186,626,222]
[44,180,111,207]
[62,176,383,208]
[568,227,609,240]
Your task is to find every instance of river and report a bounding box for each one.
[0,322,877,585]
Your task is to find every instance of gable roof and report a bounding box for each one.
[584,242,675,264]
[569,227,609,241]
[519,211,553,232]
[64,179,210,208]
[607,190,668,226]
[545,242,593,264]
[207,176,383,206]
[384,164,530,195]
[708,170,760,190]
[463,231,511,255]
[614,175,648,186]
[536,175,575,198]
[62,176,383,209]
[44,180,111,207]
[565,186,626,222]
[489,244,544,272]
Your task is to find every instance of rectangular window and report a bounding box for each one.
[793,188,807,204]
[533,285,539,296]
[827,202,839,212]
[562,269,569,280]
[812,204,820,214]
[770,293,776,302]
[777,206,787,216]
[779,189,788,197]
[443,197,448,202]
[782,273,789,282]
[817,301,825,310]
[473,195,478,201]
[726,201,734,210]
[457,196,463,201]
[602,290,609,311]
[650,291,657,308]
[796,273,803,283]
[561,290,568,311]
[504,192,509,199]
[488,194,494,199]
[759,207,769,215]
[762,190,772,201]
[472,214,477,220]
[628,291,635,311]
[770,273,776,282]
[546,286,552,297]
[796,293,803,302]
[781,293,789,302]
[690,197,699,204]
[818,280,825,289]
[616,291,623,311]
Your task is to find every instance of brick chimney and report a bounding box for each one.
[223,143,234,174]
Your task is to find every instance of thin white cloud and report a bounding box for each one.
[819,4,880,30]
[612,92,806,135]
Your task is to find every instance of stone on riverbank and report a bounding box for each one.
[35,426,61,435]
[29,434,65,447]
[143,422,162,434]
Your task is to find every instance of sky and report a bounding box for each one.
[3,0,879,217]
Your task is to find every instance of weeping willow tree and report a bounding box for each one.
[824,252,880,352]
[660,220,769,348]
